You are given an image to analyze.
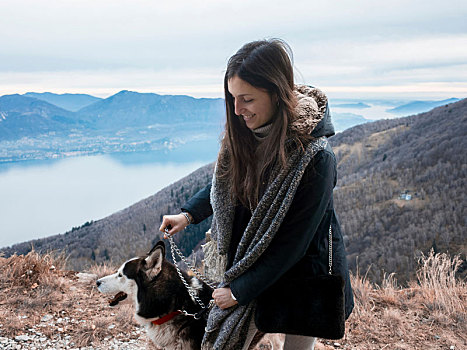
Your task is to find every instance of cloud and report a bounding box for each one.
[295,35,467,84]
[0,0,466,99]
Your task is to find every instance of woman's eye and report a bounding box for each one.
[244,99,253,103]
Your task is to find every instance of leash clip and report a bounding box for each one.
[194,304,210,320]
[181,310,196,318]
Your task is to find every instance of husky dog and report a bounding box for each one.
[96,240,213,350]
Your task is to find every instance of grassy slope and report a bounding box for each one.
[0,250,465,349]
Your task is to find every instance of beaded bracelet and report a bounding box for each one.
[181,212,193,225]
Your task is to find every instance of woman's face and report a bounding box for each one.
[227,75,277,130]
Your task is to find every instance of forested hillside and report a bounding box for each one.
[2,99,466,283]
[331,99,466,283]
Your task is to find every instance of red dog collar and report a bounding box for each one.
[151,310,182,326]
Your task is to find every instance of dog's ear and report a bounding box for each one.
[144,241,165,279]
[147,240,166,256]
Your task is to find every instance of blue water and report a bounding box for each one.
[0,140,219,248]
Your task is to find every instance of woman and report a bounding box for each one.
[160,39,354,350]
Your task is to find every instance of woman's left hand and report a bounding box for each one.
[212,287,238,309]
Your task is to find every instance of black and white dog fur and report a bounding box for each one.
[96,240,213,350]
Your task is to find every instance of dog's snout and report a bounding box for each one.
[96,280,101,287]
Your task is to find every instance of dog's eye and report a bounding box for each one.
[118,273,122,278]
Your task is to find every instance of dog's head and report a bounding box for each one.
[96,240,166,306]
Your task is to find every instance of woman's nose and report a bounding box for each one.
[234,100,243,116]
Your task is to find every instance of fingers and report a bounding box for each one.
[215,298,237,309]
[159,216,173,237]
[159,214,187,238]
[212,288,238,309]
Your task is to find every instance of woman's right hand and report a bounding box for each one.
[159,213,191,238]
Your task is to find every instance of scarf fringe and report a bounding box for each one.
[202,230,227,283]
[202,137,328,350]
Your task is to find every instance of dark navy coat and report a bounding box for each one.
[182,106,354,321]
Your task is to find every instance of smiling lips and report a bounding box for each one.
[243,114,255,121]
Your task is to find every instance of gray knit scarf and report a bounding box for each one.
[201,85,329,350]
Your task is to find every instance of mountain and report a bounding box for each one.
[332,112,369,132]
[1,90,225,142]
[1,90,226,162]
[331,99,466,282]
[2,99,465,284]
[0,94,86,140]
[24,92,102,112]
[330,98,406,107]
[387,98,460,115]
[333,102,371,109]
[77,90,225,130]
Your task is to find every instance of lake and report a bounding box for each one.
[0,141,219,248]
[0,102,406,248]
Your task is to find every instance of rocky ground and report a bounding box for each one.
[0,250,465,349]
[0,259,148,349]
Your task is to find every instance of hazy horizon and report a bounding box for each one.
[1,1,466,100]
[2,89,464,104]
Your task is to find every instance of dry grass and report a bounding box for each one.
[0,251,140,347]
[73,314,118,348]
[86,261,119,278]
[416,250,466,318]
[1,249,465,349]
[343,250,467,349]
[0,249,66,288]
[0,250,69,332]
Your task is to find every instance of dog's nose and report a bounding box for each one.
[96,280,101,287]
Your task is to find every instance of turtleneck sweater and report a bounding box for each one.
[252,123,273,141]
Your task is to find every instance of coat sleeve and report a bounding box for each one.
[181,183,213,224]
[229,150,337,305]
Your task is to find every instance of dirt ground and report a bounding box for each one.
[0,251,465,349]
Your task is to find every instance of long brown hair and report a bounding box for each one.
[219,39,307,209]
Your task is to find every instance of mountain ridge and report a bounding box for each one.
[2,91,462,147]
[76,90,225,129]
[24,92,102,112]
[2,98,465,284]
[0,94,86,140]
[330,99,466,281]
[0,90,225,141]
[387,97,460,115]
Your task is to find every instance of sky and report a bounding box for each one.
[1,0,466,100]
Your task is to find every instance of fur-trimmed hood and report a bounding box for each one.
[291,84,335,138]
